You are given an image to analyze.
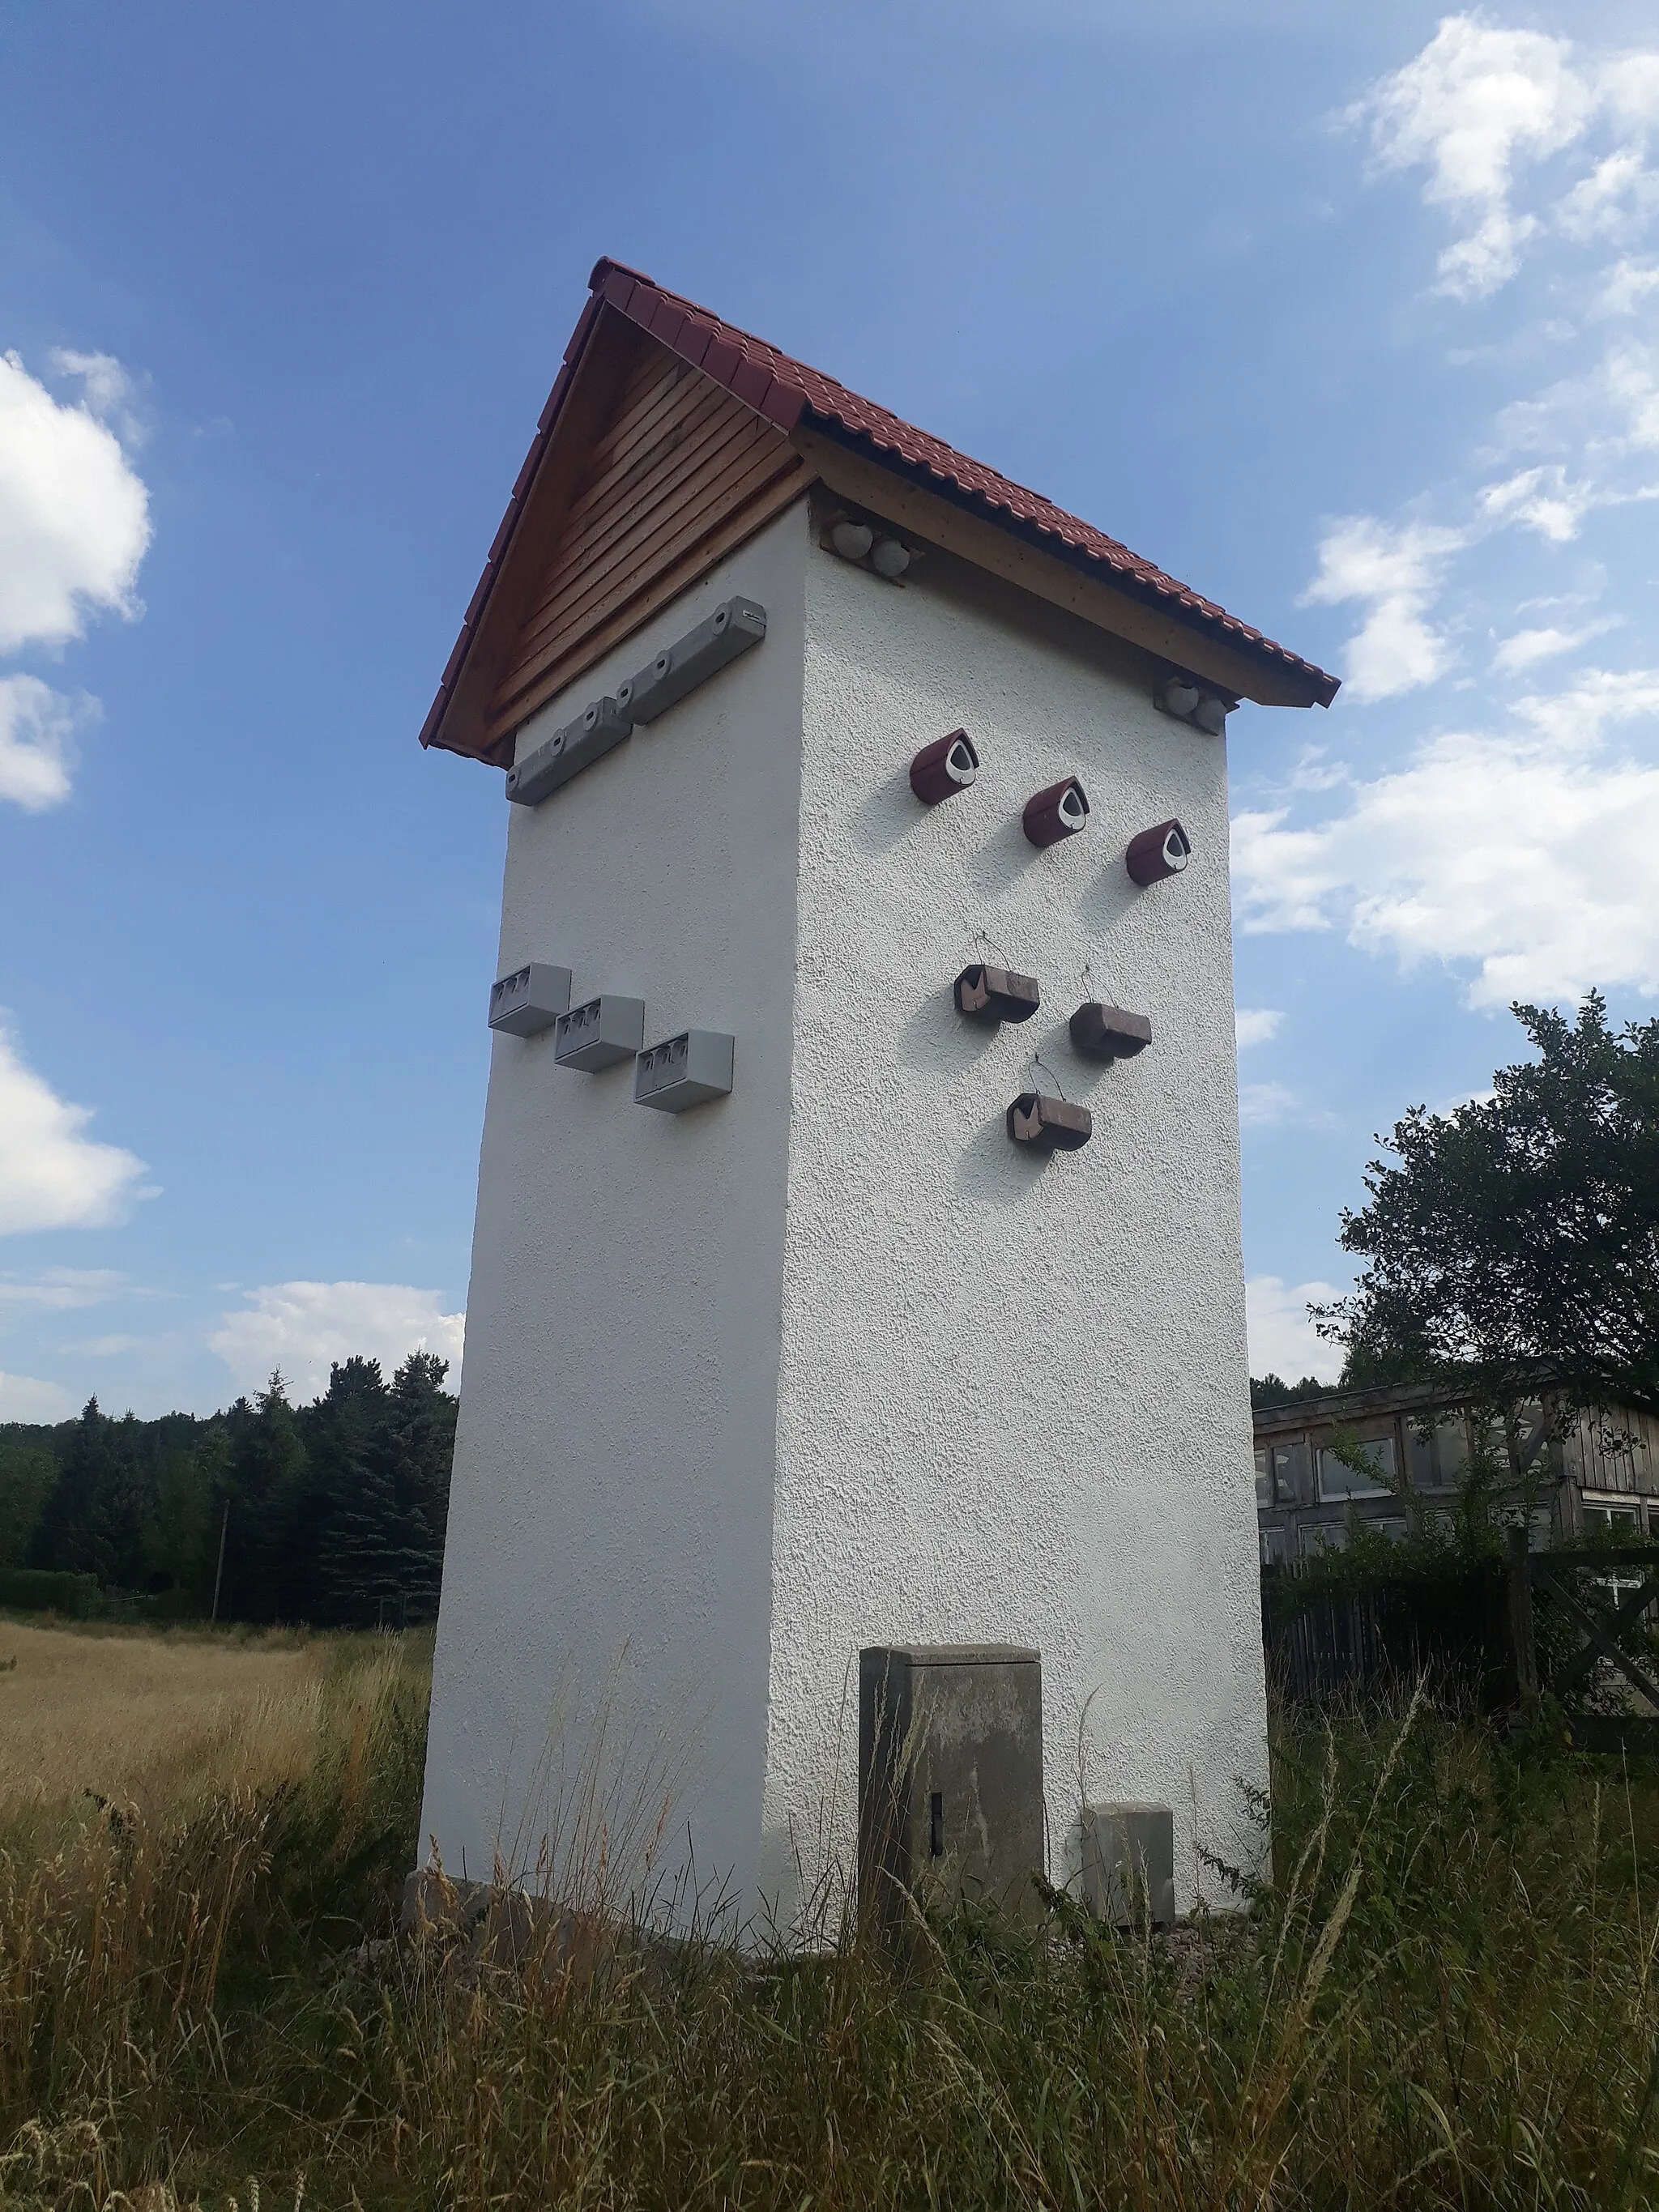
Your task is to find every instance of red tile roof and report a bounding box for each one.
[420,259,1337,753]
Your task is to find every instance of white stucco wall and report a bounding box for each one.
[420,503,810,1907]
[758,536,1268,1924]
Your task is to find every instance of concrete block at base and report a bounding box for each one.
[400,1869,616,1984]
[1081,1801,1176,1927]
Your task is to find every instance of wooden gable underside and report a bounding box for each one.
[467,321,808,763]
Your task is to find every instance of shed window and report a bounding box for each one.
[1433,1417,1469,1487]
[1409,1416,1468,1489]
[1317,1434,1396,1502]
[1583,1499,1641,1539]
[1581,1498,1646,1603]
[1254,1450,1273,1508]
[1405,1421,1435,1490]
[1273,1442,1311,1506]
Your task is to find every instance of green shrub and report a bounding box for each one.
[0,1569,100,1617]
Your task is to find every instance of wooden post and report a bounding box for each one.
[1506,1523,1539,1720]
[210,1500,229,1625]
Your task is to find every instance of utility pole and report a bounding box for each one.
[211,1499,229,1625]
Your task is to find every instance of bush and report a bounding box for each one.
[0,1569,100,1617]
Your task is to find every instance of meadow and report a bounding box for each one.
[0,1617,1653,2210]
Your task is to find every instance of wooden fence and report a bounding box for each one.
[1262,1537,1659,1753]
[1261,1558,1516,1712]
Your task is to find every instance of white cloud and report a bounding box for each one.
[1237,1080,1336,1130]
[0,1024,152,1235]
[1238,1081,1302,1127]
[0,1370,74,1420]
[1491,617,1618,672]
[1233,670,1659,1008]
[0,675,95,812]
[0,351,151,655]
[1245,1277,1345,1384]
[1478,463,1597,541]
[1286,746,1350,793]
[1606,343,1659,450]
[1598,257,1659,313]
[210,1281,465,1403]
[1355,17,1593,298]
[0,1267,128,1311]
[1235,1007,1284,1050]
[49,349,145,445]
[1557,147,1659,244]
[1301,516,1465,701]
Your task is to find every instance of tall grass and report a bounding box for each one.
[0,1638,1655,2210]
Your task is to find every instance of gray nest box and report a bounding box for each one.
[616,596,767,722]
[554,995,646,1072]
[488,962,572,1038]
[634,1029,735,1113]
[858,1644,1044,1937]
[506,697,633,808]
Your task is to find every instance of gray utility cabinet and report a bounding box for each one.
[858,1644,1043,1936]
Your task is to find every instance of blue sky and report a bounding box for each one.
[2,0,1657,1415]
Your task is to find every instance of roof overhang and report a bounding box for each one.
[421,261,1338,765]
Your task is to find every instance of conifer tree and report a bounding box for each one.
[309,1357,393,1625]
[31,1399,116,1576]
[220,1375,309,1622]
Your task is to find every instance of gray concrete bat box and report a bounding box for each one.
[553,995,646,1072]
[633,1028,735,1113]
[858,1644,1043,1937]
[487,962,572,1038]
[616,597,767,724]
[505,695,633,808]
[1080,1801,1175,1928]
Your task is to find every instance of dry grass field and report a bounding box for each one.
[0,1621,1654,2209]
[0,1622,342,1833]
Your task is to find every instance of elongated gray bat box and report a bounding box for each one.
[487,962,572,1038]
[615,598,766,725]
[633,1028,735,1113]
[505,695,633,808]
[1080,1801,1175,1928]
[553,994,645,1072]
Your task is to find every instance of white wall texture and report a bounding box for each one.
[420,491,1268,1928]
[757,535,1267,1926]
[419,504,809,1906]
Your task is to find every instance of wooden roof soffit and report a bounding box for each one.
[792,425,1320,710]
[421,276,1336,766]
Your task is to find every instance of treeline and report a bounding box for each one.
[0,1353,455,1629]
